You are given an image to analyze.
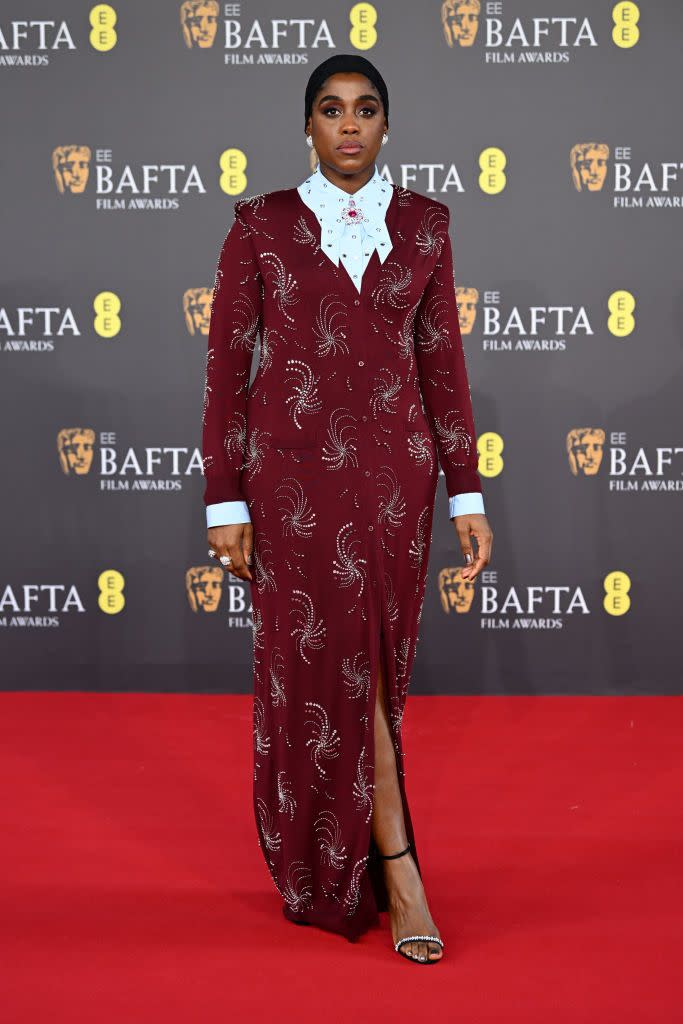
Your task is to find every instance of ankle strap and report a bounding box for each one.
[377,842,411,860]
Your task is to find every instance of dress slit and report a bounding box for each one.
[365,616,423,920]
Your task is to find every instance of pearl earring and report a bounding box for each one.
[381,132,388,145]
[306,135,313,148]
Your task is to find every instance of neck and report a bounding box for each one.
[316,161,375,195]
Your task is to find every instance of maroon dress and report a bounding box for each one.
[201,182,482,941]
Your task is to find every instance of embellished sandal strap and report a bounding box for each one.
[395,934,444,952]
[377,842,411,860]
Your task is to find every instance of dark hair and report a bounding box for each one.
[304,54,389,128]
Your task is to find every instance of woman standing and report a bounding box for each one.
[202,54,493,964]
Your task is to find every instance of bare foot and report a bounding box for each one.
[383,850,443,962]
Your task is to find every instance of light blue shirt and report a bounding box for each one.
[206,164,485,528]
[297,162,393,290]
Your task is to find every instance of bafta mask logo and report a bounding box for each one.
[180,0,219,49]
[57,428,95,475]
[438,566,476,614]
[456,286,479,334]
[570,143,610,192]
[566,427,605,476]
[442,0,480,47]
[52,145,92,194]
[183,287,213,335]
[186,565,224,612]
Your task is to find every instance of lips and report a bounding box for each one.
[337,143,363,154]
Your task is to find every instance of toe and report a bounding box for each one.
[429,942,442,960]
[417,941,428,962]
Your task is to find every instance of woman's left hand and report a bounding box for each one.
[451,513,493,583]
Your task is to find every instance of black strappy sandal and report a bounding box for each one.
[377,841,444,964]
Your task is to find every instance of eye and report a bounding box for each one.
[321,104,378,118]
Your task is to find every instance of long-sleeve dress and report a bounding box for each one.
[201,179,483,941]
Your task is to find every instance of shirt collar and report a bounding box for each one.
[297,163,393,267]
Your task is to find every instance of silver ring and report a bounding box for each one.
[219,555,232,566]
[208,548,217,557]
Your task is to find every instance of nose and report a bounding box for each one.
[339,115,361,134]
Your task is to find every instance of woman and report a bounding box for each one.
[202,53,493,964]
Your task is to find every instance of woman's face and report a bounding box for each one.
[306,71,387,179]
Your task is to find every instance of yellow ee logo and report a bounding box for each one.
[479,148,506,194]
[610,290,634,337]
[612,3,640,48]
[477,432,503,478]
[98,569,125,614]
[89,5,117,51]
[93,292,121,337]
[603,570,631,616]
[219,149,248,195]
[607,290,635,337]
[349,3,378,50]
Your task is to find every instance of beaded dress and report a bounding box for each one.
[201,168,484,940]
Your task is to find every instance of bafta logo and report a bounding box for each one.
[57,428,95,475]
[566,427,605,476]
[52,145,92,194]
[570,143,610,192]
[442,0,480,47]
[183,287,213,335]
[180,0,219,49]
[186,566,224,612]
[438,567,475,614]
[456,286,479,334]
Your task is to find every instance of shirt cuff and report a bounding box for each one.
[206,500,251,528]
[448,491,485,518]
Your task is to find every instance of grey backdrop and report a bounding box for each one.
[1,1,681,693]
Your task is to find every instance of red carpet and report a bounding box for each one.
[1,693,680,1023]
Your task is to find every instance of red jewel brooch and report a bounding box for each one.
[340,197,369,226]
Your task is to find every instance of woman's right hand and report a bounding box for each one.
[208,523,254,582]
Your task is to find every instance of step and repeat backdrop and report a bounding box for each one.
[1,2,680,693]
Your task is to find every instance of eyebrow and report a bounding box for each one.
[316,93,380,105]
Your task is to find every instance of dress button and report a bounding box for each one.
[364,470,370,477]
[368,525,374,532]
[358,360,364,366]
[362,415,368,422]
[354,299,360,306]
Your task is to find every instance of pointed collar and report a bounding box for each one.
[296,163,393,267]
